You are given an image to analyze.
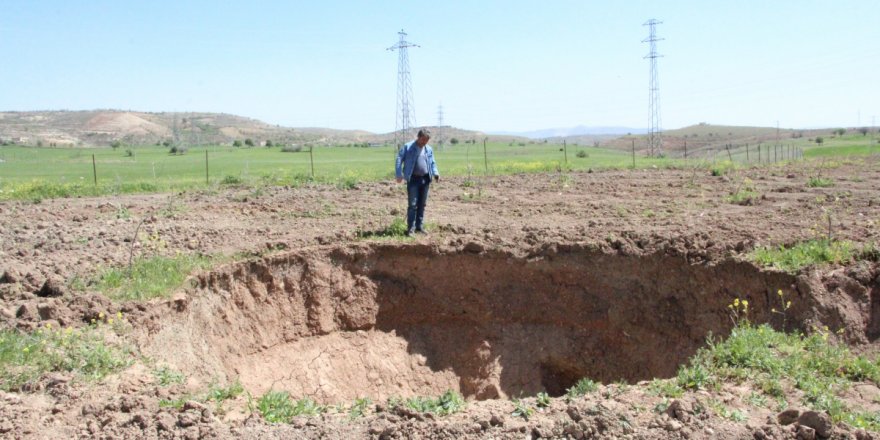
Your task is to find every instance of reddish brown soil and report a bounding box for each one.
[2,159,880,439]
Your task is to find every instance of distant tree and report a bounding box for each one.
[815,136,824,145]
[162,140,171,147]
[833,128,846,136]
[450,138,459,145]
[36,140,43,147]
[111,140,122,150]
[265,140,273,147]
[244,138,254,147]
[232,140,243,147]
[859,127,869,136]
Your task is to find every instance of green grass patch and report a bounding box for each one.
[749,239,854,272]
[677,322,880,430]
[390,390,466,416]
[93,254,213,301]
[255,391,324,423]
[0,323,132,391]
[565,377,599,400]
[355,217,412,240]
[807,176,834,188]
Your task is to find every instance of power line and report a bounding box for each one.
[387,29,419,150]
[642,19,663,157]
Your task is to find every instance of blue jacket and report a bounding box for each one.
[395,141,439,181]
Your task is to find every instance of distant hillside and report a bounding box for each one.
[601,123,827,156]
[491,125,646,139]
[0,110,522,148]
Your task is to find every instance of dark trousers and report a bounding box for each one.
[406,175,431,231]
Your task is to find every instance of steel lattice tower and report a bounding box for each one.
[436,103,444,146]
[642,19,663,157]
[387,30,419,150]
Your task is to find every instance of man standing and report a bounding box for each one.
[395,129,440,235]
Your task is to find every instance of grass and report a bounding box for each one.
[92,253,214,301]
[807,176,834,188]
[0,143,679,201]
[153,365,186,386]
[677,318,880,430]
[392,390,466,416]
[0,322,132,391]
[749,239,855,272]
[254,391,325,423]
[355,217,411,240]
[565,377,599,400]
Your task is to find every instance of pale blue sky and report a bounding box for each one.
[1,1,878,133]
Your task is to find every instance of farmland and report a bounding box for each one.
[3,137,880,438]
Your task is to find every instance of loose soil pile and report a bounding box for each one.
[2,160,880,439]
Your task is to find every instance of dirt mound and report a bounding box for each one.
[140,242,873,404]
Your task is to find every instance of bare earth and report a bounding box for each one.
[2,159,880,439]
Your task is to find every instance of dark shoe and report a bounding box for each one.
[414,228,427,234]
[405,229,415,236]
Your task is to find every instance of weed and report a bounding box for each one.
[746,392,768,408]
[205,380,244,403]
[710,161,736,176]
[565,377,599,400]
[0,322,132,391]
[647,378,684,398]
[221,175,243,185]
[256,391,324,423]
[153,365,185,386]
[808,177,834,188]
[727,178,759,205]
[511,399,534,420]
[348,397,371,419]
[93,254,213,301]
[749,239,854,272]
[355,217,412,240]
[399,390,466,416]
[536,391,551,408]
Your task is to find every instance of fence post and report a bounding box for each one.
[631,139,635,168]
[483,138,488,174]
[563,139,568,167]
[726,144,732,162]
[309,145,315,178]
[92,154,97,187]
[745,143,749,163]
[684,140,687,159]
[205,150,209,184]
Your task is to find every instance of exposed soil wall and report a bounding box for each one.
[141,243,877,403]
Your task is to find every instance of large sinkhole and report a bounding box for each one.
[157,243,811,403]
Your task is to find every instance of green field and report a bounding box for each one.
[0,133,875,201]
[0,142,672,200]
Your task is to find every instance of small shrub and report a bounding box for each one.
[566,377,599,399]
[281,145,303,153]
[511,399,534,420]
[221,175,243,185]
[575,150,588,158]
[536,391,551,408]
[256,391,324,423]
[400,390,466,416]
[124,149,134,157]
[807,177,834,188]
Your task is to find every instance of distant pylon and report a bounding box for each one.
[642,19,663,157]
[436,104,444,146]
[387,29,419,150]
